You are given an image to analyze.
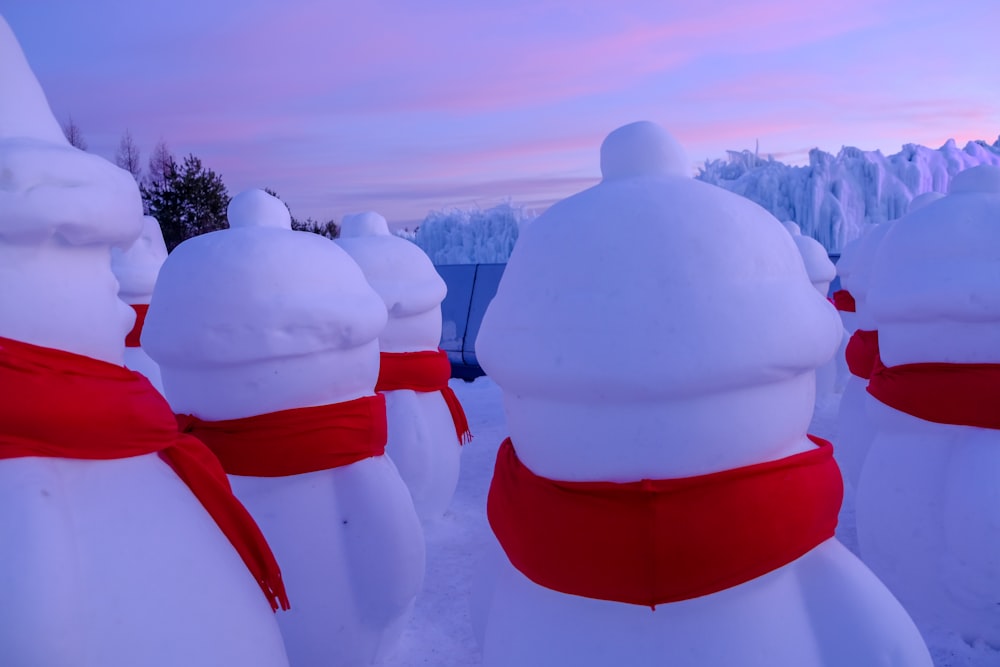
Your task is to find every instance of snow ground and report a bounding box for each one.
[382,378,1000,667]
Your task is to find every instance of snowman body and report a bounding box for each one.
[145,191,425,667]
[337,212,461,520]
[111,215,167,392]
[474,122,931,667]
[857,168,1000,644]
[0,20,288,667]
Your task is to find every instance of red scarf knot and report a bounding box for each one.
[176,394,388,477]
[832,289,856,313]
[125,303,149,348]
[867,356,1000,430]
[0,336,290,612]
[845,329,879,380]
[487,436,842,608]
[376,349,472,444]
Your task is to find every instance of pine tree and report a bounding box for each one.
[141,154,230,251]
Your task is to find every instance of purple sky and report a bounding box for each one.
[5,1,999,228]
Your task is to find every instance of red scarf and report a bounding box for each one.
[176,395,388,477]
[845,329,879,380]
[488,436,842,608]
[376,349,472,444]
[125,303,148,348]
[832,289,856,313]
[868,356,1000,430]
[0,336,289,612]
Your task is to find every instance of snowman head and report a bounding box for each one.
[336,211,447,352]
[143,189,387,418]
[868,165,1000,366]
[782,222,836,297]
[477,121,841,478]
[112,216,168,305]
[0,16,142,363]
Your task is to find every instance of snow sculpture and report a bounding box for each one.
[857,165,1000,645]
[782,221,840,404]
[144,189,425,667]
[337,211,468,520]
[833,221,894,490]
[473,121,931,667]
[0,17,289,667]
[111,215,167,392]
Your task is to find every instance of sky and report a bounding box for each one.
[3,0,999,228]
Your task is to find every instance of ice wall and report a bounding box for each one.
[397,202,531,264]
[398,138,1000,262]
[697,138,1000,252]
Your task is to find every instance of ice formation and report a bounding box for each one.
[0,17,289,667]
[473,120,930,667]
[111,215,167,391]
[857,165,1000,645]
[698,139,1000,252]
[337,211,464,521]
[144,189,425,666]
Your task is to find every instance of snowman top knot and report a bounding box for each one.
[227,189,292,230]
[340,211,391,238]
[599,121,691,182]
[0,16,142,247]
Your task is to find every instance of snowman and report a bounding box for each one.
[782,221,839,405]
[143,189,425,667]
[336,211,468,521]
[832,221,893,490]
[856,165,1000,646]
[111,215,168,392]
[0,17,289,667]
[473,121,931,667]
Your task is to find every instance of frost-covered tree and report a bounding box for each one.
[141,154,230,252]
[407,201,530,264]
[115,129,141,181]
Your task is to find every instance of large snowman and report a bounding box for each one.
[0,17,289,667]
[111,215,168,392]
[474,121,931,667]
[143,189,425,667]
[336,210,467,520]
[857,165,1000,645]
